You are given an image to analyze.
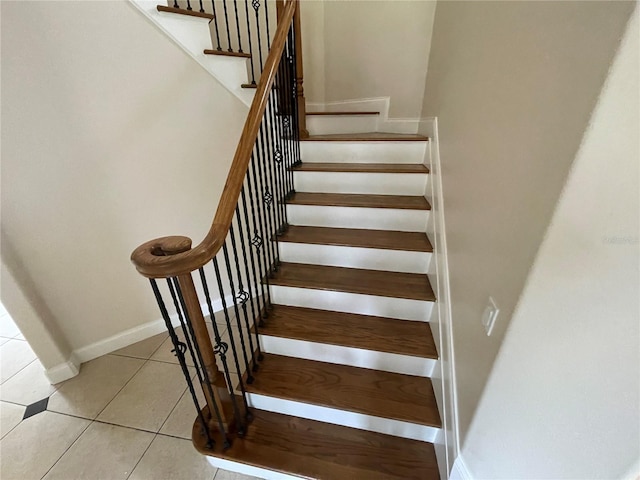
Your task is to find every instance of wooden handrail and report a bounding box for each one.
[131,0,299,279]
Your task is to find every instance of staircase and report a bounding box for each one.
[195,127,441,479]
[130,2,442,479]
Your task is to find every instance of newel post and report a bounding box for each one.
[176,273,235,433]
[293,0,309,138]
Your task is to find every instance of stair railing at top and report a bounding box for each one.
[131,0,301,451]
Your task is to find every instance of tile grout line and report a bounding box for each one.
[124,433,158,480]
[91,358,150,421]
[39,355,154,480]
[38,416,94,479]
[0,356,39,388]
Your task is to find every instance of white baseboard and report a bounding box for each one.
[421,116,460,478]
[306,97,425,134]
[72,296,233,364]
[45,353,80,384]
[450,455,473,480]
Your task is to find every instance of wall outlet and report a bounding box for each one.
[482,297,499,336]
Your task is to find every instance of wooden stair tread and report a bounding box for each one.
[279,226,433,252]
[241,83,257,89]
[267,263,435,301]
[193,407,439,480]
[204,49,251,58]
[302,133,429,142]
[291,163,429,174]
[257,305,438,359]
[287,192,431,210]
[156,5,214,19]
[244,354,442,428]
[307,111,380,116]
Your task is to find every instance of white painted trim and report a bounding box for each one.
[247,392,439,442]
[286,204,429,232]
[300,140,428,164]
[279,242,431,274]
[44,353,80,384]
[306,97,427,134]
[293,171,428,196]
[259,334,437,377]
[450,455,473,480]
[72,296,233,363]
[270,285,433,322]
[421,116,460,477]
[206,457,303,480]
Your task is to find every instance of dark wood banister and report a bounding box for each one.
[131,0,299,279]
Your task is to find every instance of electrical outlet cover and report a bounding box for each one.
[482,297,499,336]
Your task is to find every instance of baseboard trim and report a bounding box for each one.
[72,295,233,364]
[44,353,80,384]
[450,455,473,480]
[306,97,426,134]
[421,116,460,478]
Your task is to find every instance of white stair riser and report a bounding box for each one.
[260,335,436,377]
[301,141,427,164]
[270,285,433,322]
[287,204,429,232]
[306,115,379,135]
[246,393,438,443]
[279,242,431,274]
[294,171,428,196]
[206,458,301,480]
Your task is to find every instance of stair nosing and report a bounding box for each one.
[289,163,430,174]
[286,192,431,211]
[244,353,442,429]
[266,262,436,302]
[277,226,433,253]
[254,305,438,360]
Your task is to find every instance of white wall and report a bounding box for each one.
[1,1,246,356]
[302,0,436,118]
[461,8,639,477]
[300,0,325,105]
[419,0,635,445]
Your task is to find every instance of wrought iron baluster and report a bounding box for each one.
[235,204,264,350]
[232,0,243,52]
[228,225,260,370]
[252,0,265,72]
[210,0,222,51]
[211,257,253,423]
[240,186,268,325]
[186,0,192,11]
[197,268,246,438]
[267,87,288,233]
[221,242,254,382]
[221,0,233,51]
[263,96,285,249]
[290,23,302,165]
[246,153,273,312]
[257,121,279,271]
[243,0,256,84]
[251,140,275,276]
[281,35,296,197]
[150,279,215,448]
[199,0,204,13]
[263,0,271,49]
[274,62,294,201]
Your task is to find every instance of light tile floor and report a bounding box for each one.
[0,306,261,480]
